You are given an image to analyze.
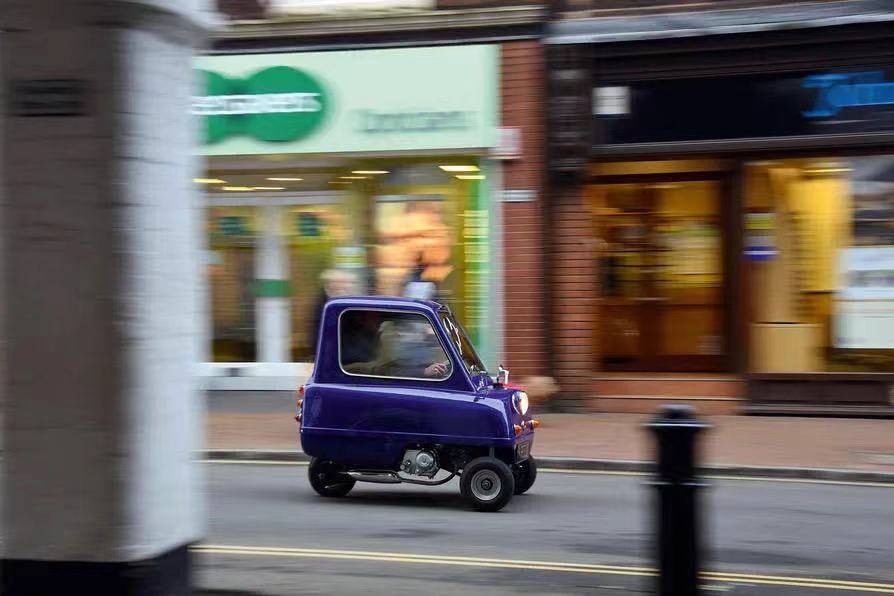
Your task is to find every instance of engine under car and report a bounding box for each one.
[400,448,439,478]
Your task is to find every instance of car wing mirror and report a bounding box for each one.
[495,365,509,388]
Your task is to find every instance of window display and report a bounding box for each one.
[208,207,258,362]
[747,155,894,372]
[591,179,726,371]
[204,157,489,365]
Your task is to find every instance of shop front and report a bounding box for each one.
[196,44,500,388]
[548,15,894,414]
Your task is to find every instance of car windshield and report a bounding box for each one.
[438,308,487,377]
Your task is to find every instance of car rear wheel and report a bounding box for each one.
[308,457,355,498]
[460,456,515,512]
[513,456,537,495]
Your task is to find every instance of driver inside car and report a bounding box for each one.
[343,317,451,379]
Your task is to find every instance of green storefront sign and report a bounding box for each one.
[194,45,498,155]
[198,67,328,144]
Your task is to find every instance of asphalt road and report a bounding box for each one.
[196,461,894,595]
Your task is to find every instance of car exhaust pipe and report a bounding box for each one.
[346,471,402,484]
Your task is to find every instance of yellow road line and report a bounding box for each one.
[703,571,894,589]
[200,459,894,488]
[193,544,894,593]
[195,545,656,578]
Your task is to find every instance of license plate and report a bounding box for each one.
[516,441,530,461]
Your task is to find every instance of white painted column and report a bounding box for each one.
[255,204,291,363]
[1,0,213,591]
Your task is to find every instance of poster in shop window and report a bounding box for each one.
[836,246,894,348]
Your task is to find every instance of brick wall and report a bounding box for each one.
[549,182,596,411]
[500,41,548,381]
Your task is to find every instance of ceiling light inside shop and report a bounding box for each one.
[266,177,303,181]
[339,176,368,180]
[194,178,226,184]
[351,170,389,175]
[805,167,852,175]
[222,186,255,191]
[455,175,485,180]
[254,186,286,191]
[329,181,350,185]
[439,165,479,173]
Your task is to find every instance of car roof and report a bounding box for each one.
[326,295,444,312]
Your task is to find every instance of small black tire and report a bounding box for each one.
[460,456,515,512]
[513,456,537,495]
[308,457,355,498]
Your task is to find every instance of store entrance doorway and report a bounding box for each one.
[590,171,732,372]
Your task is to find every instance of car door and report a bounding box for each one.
[309,308,502,468]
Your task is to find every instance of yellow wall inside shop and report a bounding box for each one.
[746,161,853,372]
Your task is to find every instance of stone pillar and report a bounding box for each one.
[1,1,212,592]
[255,204,291,363]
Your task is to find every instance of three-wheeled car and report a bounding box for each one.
[297,296,538,512]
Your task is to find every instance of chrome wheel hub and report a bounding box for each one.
[470,469,501,501]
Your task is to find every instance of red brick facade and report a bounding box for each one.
[500,41,548,381]
[550,184,596,410]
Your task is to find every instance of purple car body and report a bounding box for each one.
[300,296,535,471]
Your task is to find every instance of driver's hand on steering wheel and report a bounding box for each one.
[424,362,448,377]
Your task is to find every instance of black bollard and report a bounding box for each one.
[647,405,710,596]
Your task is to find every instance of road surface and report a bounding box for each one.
[196,460,894,595]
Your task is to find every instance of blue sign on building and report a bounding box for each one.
[803,71,894,118]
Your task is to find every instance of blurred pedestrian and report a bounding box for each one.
[403,252,437,300]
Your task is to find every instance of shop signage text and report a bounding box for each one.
[803,71,894,118]
[357,110,472,133]
[195,66,328,144]
[195,93,322,116]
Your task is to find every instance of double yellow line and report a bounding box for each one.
[193,544,894,593]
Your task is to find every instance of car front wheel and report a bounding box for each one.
[460,456,515,512]
[513,456,537,495]
[308,457,355,498]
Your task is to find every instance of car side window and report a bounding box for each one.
[340,310,452,381]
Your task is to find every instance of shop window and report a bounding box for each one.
[208,207,258,362]
[746,156,894,372]
[286,204,353,362]
[591,179,726,372]
[203,157,489,365]
[373,197,455,299]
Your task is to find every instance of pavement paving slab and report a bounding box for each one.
[206,391,894,473]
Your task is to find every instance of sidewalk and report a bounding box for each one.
[207,403,894,473]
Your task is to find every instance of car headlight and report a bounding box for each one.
[512,391,529,416]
